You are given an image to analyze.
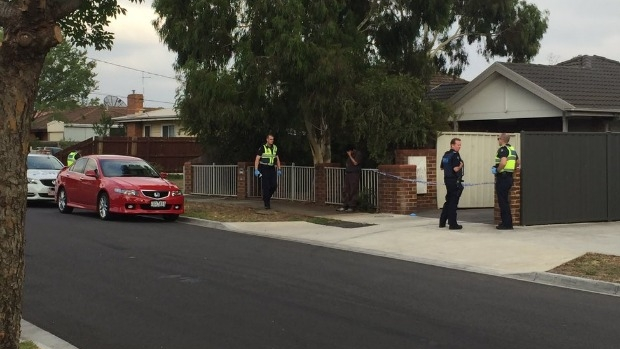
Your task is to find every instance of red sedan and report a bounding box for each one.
[55,154,184,221]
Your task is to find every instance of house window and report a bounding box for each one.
[144,125,151,137]
[162,125,175,138]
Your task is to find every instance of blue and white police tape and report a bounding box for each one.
[376,171,495,187]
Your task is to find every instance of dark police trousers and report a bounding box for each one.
[259,165,278,208]
[440,179,462,227]
[495,173,513,227]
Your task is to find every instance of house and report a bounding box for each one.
[431,55,620,133]
[30,93,159,142]
[112,107,191,138]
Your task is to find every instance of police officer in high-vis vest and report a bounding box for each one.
[254,134,282,209]
[491,133,519,230]
[67,150,81,166]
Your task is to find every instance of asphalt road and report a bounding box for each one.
[24,204,620,349]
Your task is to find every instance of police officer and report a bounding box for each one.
[254,134,282,209]
[439,138,464,230]
[67,150,81,166]
[492,133,519,230]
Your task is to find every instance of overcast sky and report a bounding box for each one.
[86,0,620,108]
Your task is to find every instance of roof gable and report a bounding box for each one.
[450,55,620,111]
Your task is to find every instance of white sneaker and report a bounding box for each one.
[345,208,354,212]
[336,207,346,211]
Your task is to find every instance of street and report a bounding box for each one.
[24,204,620,349]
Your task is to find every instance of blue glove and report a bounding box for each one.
[254,169,261,177]
[491,167,497,175]
[277,169,282,176]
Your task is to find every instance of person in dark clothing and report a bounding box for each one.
[492,133,519,230]
[338,145,363,212]
[254,134,282,209]
[439,138,464,230]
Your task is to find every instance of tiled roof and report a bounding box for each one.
[499,55,620,109]
[429,74,468,89]
[426,82,468,101]
[31,106,160,130]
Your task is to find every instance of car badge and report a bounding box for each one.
[154,192,160,198]
[52,180,56,185]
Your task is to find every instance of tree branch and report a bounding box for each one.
[49,0,81,20]
[429,27,463,57]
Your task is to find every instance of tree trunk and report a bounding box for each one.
[0,18,55,349]
[304,113,332,164]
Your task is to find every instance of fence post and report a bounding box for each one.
[237,162,248,199]
[315,162,339,205]
[96,136,104,154]
[183,162,193,194]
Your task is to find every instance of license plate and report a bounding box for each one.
[150,200,166,208]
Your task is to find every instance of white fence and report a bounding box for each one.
[247,164,315,202]
[192,164,378,207]
[324,167,378,207]
[191,164,237,196]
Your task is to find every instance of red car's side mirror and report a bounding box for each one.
[85,169,98,178]
[160,172,168,179]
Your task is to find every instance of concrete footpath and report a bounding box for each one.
[22,195,620,348]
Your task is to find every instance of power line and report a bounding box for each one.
[87,56,178,80]
[86,57,180,105]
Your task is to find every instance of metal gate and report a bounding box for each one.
[521,132,620,225]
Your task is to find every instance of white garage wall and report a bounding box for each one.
[436,132,521,208]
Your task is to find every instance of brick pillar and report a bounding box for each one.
[315,163,339,205]
[394,149,437,209]
[183,162,192,194]
[377,164,417,215]
[237,162,249,199]
[493,168,521,225]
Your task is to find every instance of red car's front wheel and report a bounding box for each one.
[98,192,112,220]
[57,188,73,214]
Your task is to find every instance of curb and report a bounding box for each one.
[509,272,620,296]
[21,319,78,349]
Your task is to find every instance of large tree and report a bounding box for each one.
[36,40,98,112]
[152,0,548,164]
[0,1,143,348]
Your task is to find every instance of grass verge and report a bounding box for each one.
[20,341,38,349]
[548,253,620,284]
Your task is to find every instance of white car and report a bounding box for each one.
[27,153,65,201]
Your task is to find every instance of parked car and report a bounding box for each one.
[54,154,184,221]
[28,153,65,201]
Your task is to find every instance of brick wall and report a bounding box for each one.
[125,123,140,137]
[493,169,521,225]
[377,164,417,215]
[394,149,437,209]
